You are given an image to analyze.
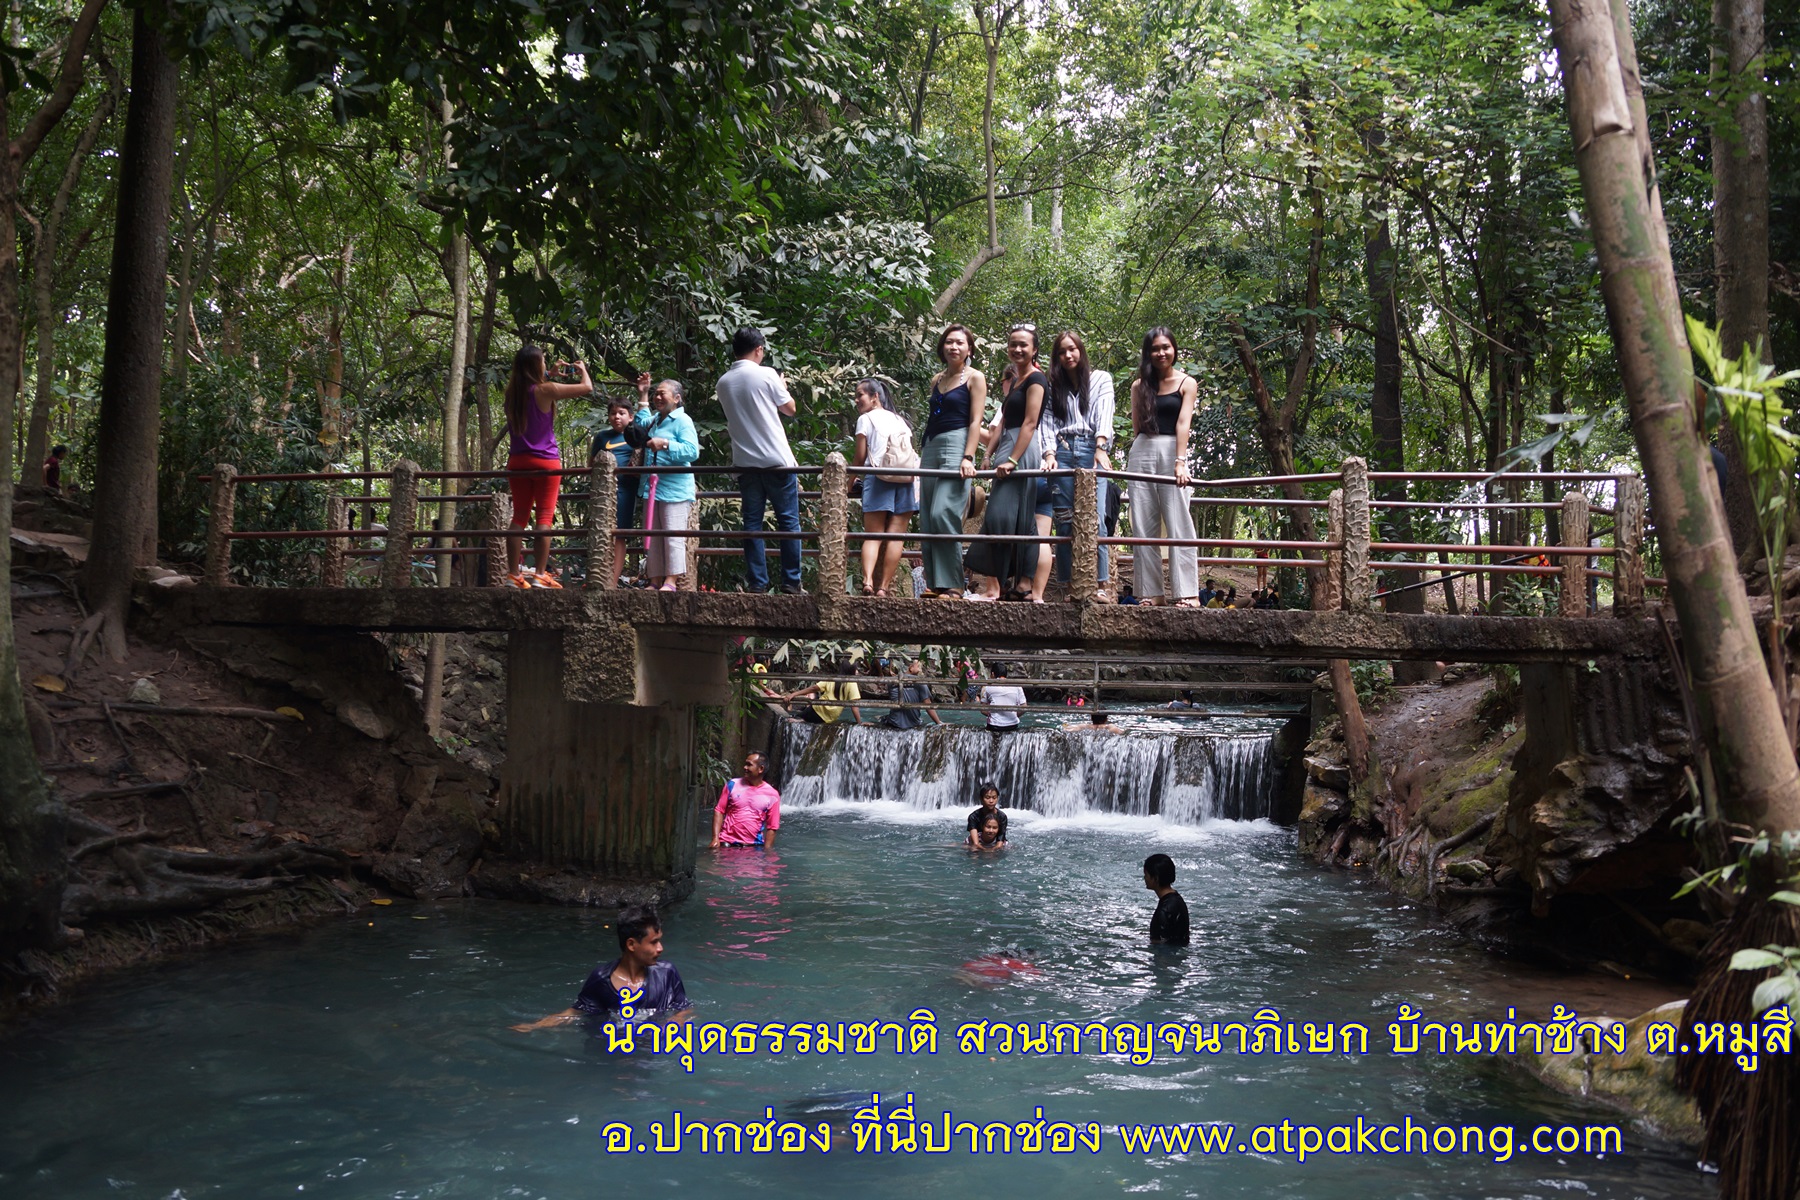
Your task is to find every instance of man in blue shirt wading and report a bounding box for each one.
[511,905,693,1030]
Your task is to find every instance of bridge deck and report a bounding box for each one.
[151,586,1665,663]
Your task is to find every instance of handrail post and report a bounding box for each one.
[587,457,615,589]
[322,494,347,586]
[1325,489,1346,611]
[204,463,238,587]
[486,491,512,586]
[380,459,420,589]
[819,455,848,602]
[1341,457,1372,613]
[1613,476,1646,617]
[1072,467,1099,600]
[1559,490,1591,617]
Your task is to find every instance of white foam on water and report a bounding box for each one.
[774,717,1286,826]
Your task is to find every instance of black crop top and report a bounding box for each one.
[1002,371,1047,431]
[925,381,973,441]
[1151,388,1184,436]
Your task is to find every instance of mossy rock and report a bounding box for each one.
[1520,1000,1701,1145]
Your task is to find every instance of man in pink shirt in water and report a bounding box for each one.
[711,751,781,848]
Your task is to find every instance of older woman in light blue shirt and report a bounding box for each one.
[642,379,701,591]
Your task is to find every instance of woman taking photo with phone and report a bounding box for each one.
[503,345,593,582]
[1126,327,1200,606]
[917,325,987,597]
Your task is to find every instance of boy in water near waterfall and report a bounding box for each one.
[511,905,692,1029]
[1143,854,1190,946]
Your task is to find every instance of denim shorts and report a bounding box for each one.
[861,477,920,514]
[1033,477,1053,518]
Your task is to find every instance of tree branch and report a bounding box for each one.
[14,0,110,165]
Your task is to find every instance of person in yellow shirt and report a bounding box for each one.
[783,661,863,724]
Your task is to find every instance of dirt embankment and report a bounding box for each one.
[1297,668,1707,976]
[8,526,504,1017]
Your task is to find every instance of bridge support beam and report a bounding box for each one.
[496,630,703,901]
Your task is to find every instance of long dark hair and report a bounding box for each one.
[1049,330,1092,425]
[856,378,897,413]
[1134,326,1176,429]
[504,345,548,433]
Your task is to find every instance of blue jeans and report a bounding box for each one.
[1052,432,1109,584]
[740,469,802,591]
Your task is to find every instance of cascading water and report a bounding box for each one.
[774,718,1285,823]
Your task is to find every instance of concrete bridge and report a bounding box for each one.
[172,454,1666,904]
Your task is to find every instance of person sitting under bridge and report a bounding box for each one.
[978,662,1026,732]
[511,904,692,1030]
[783,662,863,725]
[1067,710,1122,733]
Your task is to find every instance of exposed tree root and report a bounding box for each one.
[58,807,352,926]
[1676,895,1800,1200]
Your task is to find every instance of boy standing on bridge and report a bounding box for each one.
[1143,853,1190,946]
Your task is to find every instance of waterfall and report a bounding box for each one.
[772,720,1284,824]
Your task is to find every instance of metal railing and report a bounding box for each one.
[198,453,1657,617]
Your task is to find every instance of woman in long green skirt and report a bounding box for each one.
[917,324,988,596]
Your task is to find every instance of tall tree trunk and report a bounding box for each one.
[931,1,1013,318]
[85,3,179,659]
[1223,145,1327,566]
[0,0,107,954]
[1366,193,1429,674]
[424,99,473,737]
[470,255,500,472]
[1711,0,1769,557]
[25,70,117,475]
[1550,0,1799,833]
[1552,11,1800,1179]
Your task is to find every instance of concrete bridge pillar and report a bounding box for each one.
[495,630,719,900]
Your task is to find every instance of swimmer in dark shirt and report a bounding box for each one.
[1143,853,1190,946]
[511,904,692,1030]
[965,782,1007,848]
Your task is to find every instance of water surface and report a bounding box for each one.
[0,809,1706,1199]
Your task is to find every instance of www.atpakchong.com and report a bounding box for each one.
[595,1101,1624,1163]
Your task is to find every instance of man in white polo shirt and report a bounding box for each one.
[715,327,804,594]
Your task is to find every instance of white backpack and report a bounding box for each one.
[873,417,921,483]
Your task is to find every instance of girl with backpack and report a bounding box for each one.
[850,378,918,597]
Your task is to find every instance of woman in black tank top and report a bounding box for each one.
[1125,327,1200,605]
[964,325,1052,601]
[919,325,989,595]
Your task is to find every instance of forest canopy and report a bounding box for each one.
[6,0,1797,571]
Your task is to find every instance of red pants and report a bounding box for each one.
[507,455,562,526]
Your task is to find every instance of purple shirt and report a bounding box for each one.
[509,385,560,459]
[574,958,690,1020]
